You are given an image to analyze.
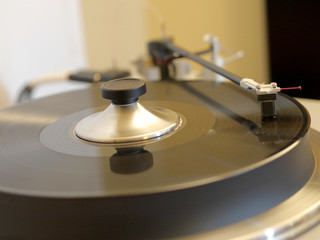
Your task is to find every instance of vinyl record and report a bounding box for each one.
[0,81,310,197]
[0,80,317,239]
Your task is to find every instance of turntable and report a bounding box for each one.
[0,41,319,240]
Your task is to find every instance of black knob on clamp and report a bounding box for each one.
[101,78,147,105]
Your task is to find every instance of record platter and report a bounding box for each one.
[1,42,320,240]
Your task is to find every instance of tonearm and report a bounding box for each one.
[148,40,293,119]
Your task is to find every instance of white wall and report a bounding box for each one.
[0,0,87,105]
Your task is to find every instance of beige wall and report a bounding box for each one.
[81,0,147,71]
[81,0,269,82]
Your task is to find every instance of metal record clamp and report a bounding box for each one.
[75,78,182,149]
[148,40,301,118]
